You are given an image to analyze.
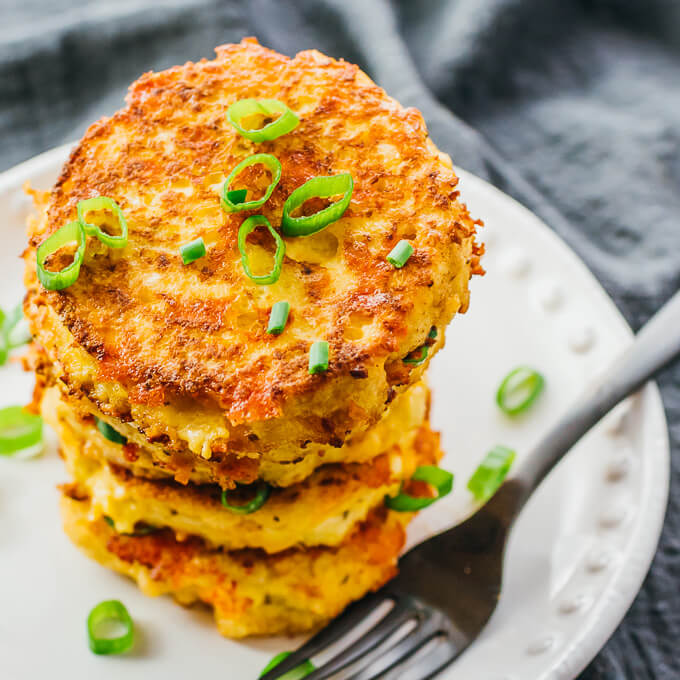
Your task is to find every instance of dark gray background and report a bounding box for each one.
[1,0,678,677]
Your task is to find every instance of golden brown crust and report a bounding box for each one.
[25,39,479,456]
[61,492,411,638]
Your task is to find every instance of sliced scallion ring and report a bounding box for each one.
[0,310,7,366]
[0,406,43,457]
[281,173,353,237]
[385,465,454,512]
[227,98,300,142]
[96,418,127,445]
[259,651,316,679]
[221,153,282,212]
[403,326,437,366]
[496,366,545,415]
[103,515,158,537]
[221,481,271,514]
[238,215,285,285]
[87,600,134,655]
[77,196,128,249]
[467,445,516,502]
[5,304,31,348]
[36,220,86,291]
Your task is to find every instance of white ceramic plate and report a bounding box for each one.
[0,145,669,680]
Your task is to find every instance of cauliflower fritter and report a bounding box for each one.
[25,38,481,463]
[54,394,441,552]
[61,492,413,638]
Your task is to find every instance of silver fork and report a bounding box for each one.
[261,289,680,680]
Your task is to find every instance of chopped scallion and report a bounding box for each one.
[467,445,516,502]
[87,600,134,655]
[221,154,282,213]
[77,196,128,249]
[238,215,285,285]
[385,465,454,512]
[267,301,290,335]
[36,221,87,291]
[387,240,414,268]
[281,173,353,237]
[259,651,316,679]
[227,99,300,142]
[221,481,271,514]
[496,366,545,415]
[0,406,43,457]
[96,418,127,445]
[308,341,329,374]
[180,237,206,265]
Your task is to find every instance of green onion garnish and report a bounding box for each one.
[267,301,290,335]
[227,98,300,142]
[308,340,329,374]
[467,445,516,502]
[403,326,437,366]
[221,153,282,213]
[96,418,127,445]
[221,481,271,514]
[5,304,31,348]
[259,651,316,679]
[226,188,248,205]
[103,515,158,537]
[281,173,353,237]
[496,366,545,415]
[180,237,206,265]
[36,220,87,291]
[387,240,414,268]
[385,465,454,512]
[87,600,134,655]
[238,215,285,285]
[77,196,128,249]
[0,406,43,457]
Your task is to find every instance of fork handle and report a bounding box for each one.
[513,288,680,509]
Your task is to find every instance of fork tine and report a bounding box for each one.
[377,634,459,680]
[258,592,392,680]
[344,610,446,680]
[301,597,417,680]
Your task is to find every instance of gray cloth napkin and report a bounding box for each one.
[1,1,679,677]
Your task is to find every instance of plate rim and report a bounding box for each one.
[1,143,670,680]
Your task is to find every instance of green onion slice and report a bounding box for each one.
[281,173,353,237]
[385,465,454,512]
[103,515,158,537]
[4,304,31,348]
[238,215,285,285]
[403,326,437,366]
[87,600,134,655]
[180,237,206,265]
[96,418,127,445]
[259,651,316,679]
[387,240,414,268]
[36,220,87,291]
[221,154,282,212]
[226,188,248,205]
[227,98,300,142]
[496,366,545,415]
[77,196,128,249]
[308,340,329,374]
[467,445,516,502]
[221,481,271,514]
[267,301,290,335]
[0,406,43,457]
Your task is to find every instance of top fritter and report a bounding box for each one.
[24,38,482,460]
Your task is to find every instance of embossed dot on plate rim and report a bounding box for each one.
[526,634,556,655]
[500,249,531,278]
[568,326,596,353]
[558,594,591,615]
[586,547,616,573]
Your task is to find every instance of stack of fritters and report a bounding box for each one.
[24,39,481,638]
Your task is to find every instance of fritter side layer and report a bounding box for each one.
[61,493,412,638]
[57,402,441,551]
